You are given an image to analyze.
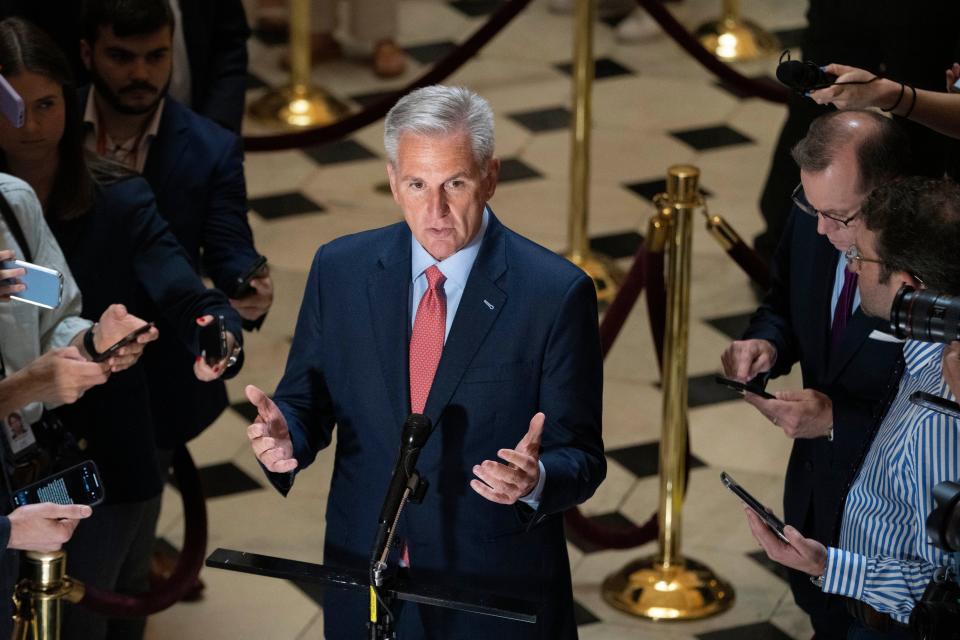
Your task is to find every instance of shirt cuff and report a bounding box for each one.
[822,546,868,600]
[519,461,546,510]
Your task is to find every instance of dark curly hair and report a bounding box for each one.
[858,176,960,295]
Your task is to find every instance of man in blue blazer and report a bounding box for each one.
[245,85,606,639]
[721,111,910,638]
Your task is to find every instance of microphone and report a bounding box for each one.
[776,59,837,92]
[370,414,432,572]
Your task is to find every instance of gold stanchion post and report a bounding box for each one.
[248,0,351,128]
[563,0,623,304]
[12,551,84,640]
[695,0,780,61]
[601,165,735,620]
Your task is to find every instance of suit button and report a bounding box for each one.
[804,461,814,471]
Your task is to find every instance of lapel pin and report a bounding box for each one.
[483,299,495,310]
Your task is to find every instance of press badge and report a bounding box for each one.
[2,410,37,458]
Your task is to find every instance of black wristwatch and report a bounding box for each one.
[83,323,104,360]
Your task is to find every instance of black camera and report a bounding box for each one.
[909,481,960,639]
[890,286,960,344]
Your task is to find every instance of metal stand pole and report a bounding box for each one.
[11,551,84,640]
[562,0,623,304]
[695,0,780,61]
[248,0,351,128]
[601,166,735,621]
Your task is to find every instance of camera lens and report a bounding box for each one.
[890,286,960,344]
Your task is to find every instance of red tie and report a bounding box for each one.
[409,265,446,414]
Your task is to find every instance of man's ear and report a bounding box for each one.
[484,157,500,200]
[79,39,93,71]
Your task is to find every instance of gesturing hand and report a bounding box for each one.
[245,384,297,473]
[8,503,93,552]
[745,508,827,577]
[471,412,544,505]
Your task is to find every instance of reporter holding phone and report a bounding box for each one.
[0,18,243,639]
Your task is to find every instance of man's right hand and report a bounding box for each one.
[721,339,777,382]
[7,503,93,552]
[24,347,110,405]
[245,385,297,473]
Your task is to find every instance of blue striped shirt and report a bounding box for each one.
[823,340,959,623]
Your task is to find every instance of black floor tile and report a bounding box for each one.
[565,511,640,554]
[507,106,571,133]
[623,178,713,203]
[573,599,601,626]
[606,441,706,480]
[688,372,744,407]
[404,40,457,65]
[697,621,794,640]
[670,124,754,152]
[249,192,325,220]
[230,400,260,425]
[246,73,268,90]
[291,579,325,607]
[498,157,543,183]
[772,27,806,50]
[554,57,635,80]
[169,462,262,499]
[448,0,504,17]
[704,311,754,341]
[303,139,379,165]
[252,27,287,46]
[590,231,643,259]
[746,549,791,583]
[349,90,400,109]
[713,74,782,99]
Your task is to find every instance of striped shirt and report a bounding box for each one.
[823,340,959,623]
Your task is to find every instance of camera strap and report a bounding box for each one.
[0,191,34,264]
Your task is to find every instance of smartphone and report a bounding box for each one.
[0,73,24,128]
[714,375,776,400]
[721,471,789,543]
[1,260,63,309]
[909,391,960,419]
[11,460,105,508]
[231,255,267,299]
[92,322,155,363]
[199,315,227,366]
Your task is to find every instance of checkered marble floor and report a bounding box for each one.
[143,1,820,638]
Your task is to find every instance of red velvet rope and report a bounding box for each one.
[635,0,789,105]
[78,446,208,617]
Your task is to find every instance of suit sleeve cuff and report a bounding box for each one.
[823,546,867,600]
[0,515,10,552]
[518,461,546,510]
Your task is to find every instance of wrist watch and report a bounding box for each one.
[826,426,834,442]
[809,574,824,589]
[83,323,103,360]
[226,343,242,368]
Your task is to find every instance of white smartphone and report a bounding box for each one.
[1,260,63,309]
[0,73,24,128]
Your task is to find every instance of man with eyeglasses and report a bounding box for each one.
[721,110,911,638]
[746,176,960,638]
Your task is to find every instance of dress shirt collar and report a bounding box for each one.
[903,339,943,378]
[410,207,490,287]
[83,89,166,172]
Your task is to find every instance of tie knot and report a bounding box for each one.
[425,265,446,290]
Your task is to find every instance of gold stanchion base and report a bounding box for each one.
[694,18,780,61]
[564,252,624,304]
[601,556,735,621]
[248,85,351,128]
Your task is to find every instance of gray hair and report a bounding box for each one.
[384,85,495,166]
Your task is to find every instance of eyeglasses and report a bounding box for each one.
[791,184,860,226]
[844,245,883,267]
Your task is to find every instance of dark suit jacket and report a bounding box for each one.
[268,213,606,639]
[49,176,242,503]
[75,91,262,448]
[742,207,903,613]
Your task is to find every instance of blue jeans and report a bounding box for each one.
[847,620,913,640]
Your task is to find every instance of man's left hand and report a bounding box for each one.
[744,389,833,439]
[471,412,543,505]
[745,508,827,577]
[229,274,274,322]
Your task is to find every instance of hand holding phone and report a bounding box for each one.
[721,471,788,543]
[92,322,155,363]
[231,255,268,299]
[0,259,63,309]
[11,460,105,508]
[0,250,25,299]
[715,375,776,400]
[199,314,227,366]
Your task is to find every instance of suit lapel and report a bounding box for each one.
[142,102,190,199]
[422,214,507,426]
[825,310,882,383]
[367,225,413,429]
[807,235,838,376]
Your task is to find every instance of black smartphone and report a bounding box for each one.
[92,322,155,363]
[909,391,960,419]
[721,471,789,543]
[715,375,776,400]
[231,255,267,299]
[199,315,227,366]
[11,460,105,508]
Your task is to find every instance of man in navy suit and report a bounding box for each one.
[721,110,911,638]
[245,85,605,639]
